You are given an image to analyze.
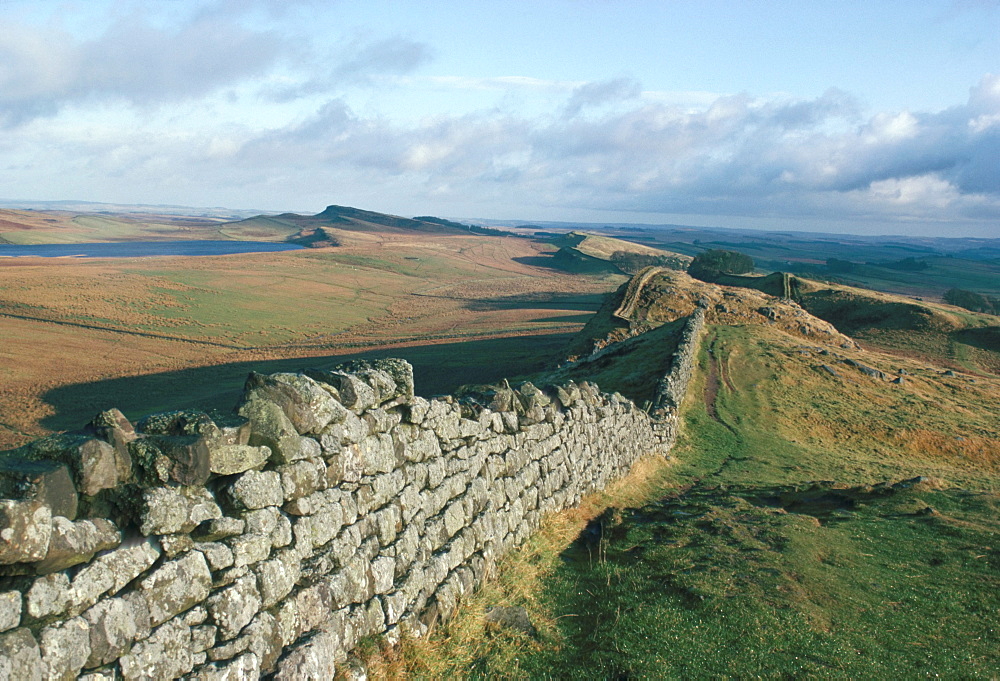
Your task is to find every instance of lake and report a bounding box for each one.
[0,240,305,258]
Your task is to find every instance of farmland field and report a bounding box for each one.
[0,228,622,448]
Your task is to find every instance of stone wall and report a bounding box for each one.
[652,305,707,416]
[0,314,705,679]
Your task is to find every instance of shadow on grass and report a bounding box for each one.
[465,291,607,313]
[40,334,575,434]
[952,326,1000,353]
[545,477,999,678]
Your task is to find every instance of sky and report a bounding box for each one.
[1,0,998,236]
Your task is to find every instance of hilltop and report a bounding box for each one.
[0,204,506,246]
[542,232,692,275]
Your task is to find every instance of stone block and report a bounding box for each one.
[208,445,271,476]
[370,555,395,595]
[122,591,152,642]
[118,618,193,680]
[0,592,20,633]
[0,499,51,564]
[331,358,413,403]
[67,562,114,615]
[226,470,283,511]
[16,431,134,498]
[33,517,120,573]
[139,486,222,536]
[207,574,261,641]
[241,612,282,670]
[190,651,260,680]
[304,370,376,413]
[38,616,89,681]
[277,459,326,502]
[256,550,300,609]
[141,435,211,487]
[240,372,348,435]
[321,410,367,448]
[0,628,43,680]
[236,399,302,465]
[138,550,212,627]
[87,408,137,442]
[227,533,271,569]
[324,444,363,485]
[196,542,235,571]
[241,507,280,537]
[82,597,139,668]
[88,537,161,596]
[273,629,339,681]
[190,624,217,653]
[137,410,219,438]
[159,533,194,558]
[26,572,71,621]
[0,458,78,520]
[192,517,244,542]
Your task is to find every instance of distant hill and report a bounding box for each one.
[0,204,515,246]
[220,205,518,246]
[545,231,692,275]
[313,205,467,233]
[571,266,1000,378]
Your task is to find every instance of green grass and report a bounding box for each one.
[536,318,686,405]
[391,323,1000,678]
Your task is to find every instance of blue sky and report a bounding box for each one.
[1,0,998,236]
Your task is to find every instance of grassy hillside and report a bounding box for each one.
[0,232,619,448]
[0,209,238,244]
[0,204,487,246]
[706,272,1000,377]
[369,272,1000,678]
[543,232,692,276]
[592,225,1000,301]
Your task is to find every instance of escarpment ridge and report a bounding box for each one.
[0,306,704,679]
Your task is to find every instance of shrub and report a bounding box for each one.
[943,288,996,313]
[688,249,754,280]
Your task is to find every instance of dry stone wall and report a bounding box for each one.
[651,305,707,416]
[0,314,704,680]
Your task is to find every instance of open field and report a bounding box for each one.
[376,317,1000,677]
[0,229,623,448]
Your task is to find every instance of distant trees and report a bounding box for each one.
[879,256,929,272]
[826,258,857,273]
[688,249,755,280]
[826,256,929,274]
[609,251,687,274]
[944,288,999,314]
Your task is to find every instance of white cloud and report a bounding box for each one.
[14,72,999,229]
[0,13,285,126]
[1,1,997,235]
[563,78,642,117]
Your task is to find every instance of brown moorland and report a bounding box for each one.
[0,226,623,448]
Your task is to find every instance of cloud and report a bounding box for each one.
[0,6,432,126]
[0,14,285,126]
[2,42,997,234]
[563,77,642,117]
[332,37,433,83]
[107,74,1000,225]
[260,35,433,103]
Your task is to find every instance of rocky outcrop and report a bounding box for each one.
[0,340,708,679]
